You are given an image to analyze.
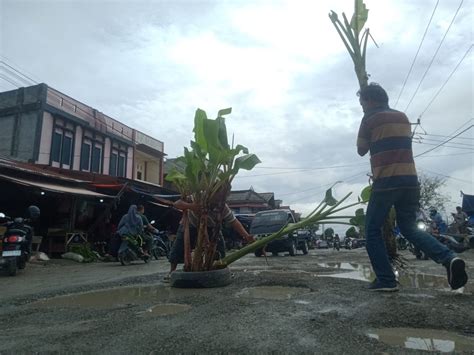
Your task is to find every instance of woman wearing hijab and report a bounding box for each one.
[117,205,146,256]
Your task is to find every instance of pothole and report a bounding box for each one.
[367,327,474,352]
[235,286,311,300]
[318,263,470,293]
[142,303,192,316]
[32,286,195,309]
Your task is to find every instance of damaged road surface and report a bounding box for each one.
[1,249,473,353]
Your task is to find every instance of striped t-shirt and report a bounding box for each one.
[188,204,236,229]
[357,106,419,191]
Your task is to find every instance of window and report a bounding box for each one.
[118,154,125,177]
[51,132,62,163]
[61,135,72,165]
[91,145,102,173]
[51,127,73,166]
[110,148,126,177]
[80,142,91,171]
[110,152,118,177]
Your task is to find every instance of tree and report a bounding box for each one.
[418,174,451,212]
[323,227,334,240]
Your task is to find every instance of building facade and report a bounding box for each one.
[0,84,165,185]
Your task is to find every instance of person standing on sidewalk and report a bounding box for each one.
[356,83,468,292]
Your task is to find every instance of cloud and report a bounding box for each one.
[1,0,472,224]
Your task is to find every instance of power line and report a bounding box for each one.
[417,151,474,159]
[286,170,368,204]
[403,0,464,113]
[0,59,39,84]
[418,166,473,184]
[415,124,474,157]
[415,137,474,148]
[394,0,439,108]
[417,44,473,118]
[419,132,474,141]
[0,74,21,88]
[236,162,366,178]
[414,141,474,151]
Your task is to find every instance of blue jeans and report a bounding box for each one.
[365,188,455,285]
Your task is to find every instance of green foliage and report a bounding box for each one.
[345,226,359,238]
[329,0,372,88]
[418,174,450,212]
[69,244,98,263]
[324,228,335,239]
[165,108,261,271]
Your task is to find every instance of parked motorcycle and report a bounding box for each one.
[150,229,171,260]
[0,206,40,276]
[117,234,150,266]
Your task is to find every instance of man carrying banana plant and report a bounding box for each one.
[356,83,468,292]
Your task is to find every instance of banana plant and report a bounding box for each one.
[166,108,261,271]
[329,0,371,88]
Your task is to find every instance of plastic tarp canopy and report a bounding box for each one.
[462,193,474,216]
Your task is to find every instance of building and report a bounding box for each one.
[226,189,280,214]
[0,84,165,186]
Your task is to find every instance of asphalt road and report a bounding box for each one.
[1,247,473,354]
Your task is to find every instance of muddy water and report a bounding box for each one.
[318,263,471,293]
[367,327,474,352]
[235,286,311,300]
[32,285,197,309]
[143,303,192,316]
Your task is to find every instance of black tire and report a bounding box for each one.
[18,256,27,270]
[301,241,309,255]
[7,259,17,276]
[289,241,297,256]
[171,267,232,288]
[119,252,131,266]
[254,248,263,257]
[152,249,159,260]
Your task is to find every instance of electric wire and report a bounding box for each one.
[414,124,474,157]
[394,0,439,108]
[418,166,473,184]
[0,59,39,84]
[403,0,464,113]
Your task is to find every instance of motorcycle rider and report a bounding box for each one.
[137,204,156,256]
[333,234,340,250]
[117,205,146,256]
[429,208,447,234]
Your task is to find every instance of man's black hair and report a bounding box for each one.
[357,82,389,105]
[137,204,145,211]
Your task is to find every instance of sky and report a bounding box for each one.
[1,0,473,233]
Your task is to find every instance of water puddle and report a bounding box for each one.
[367,327,474,352]
[318,263,470,293]
[236,286,311,300]
[142,303,192,316]
[33,285,195,309]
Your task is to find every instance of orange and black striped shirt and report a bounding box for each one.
[357,106,419,191]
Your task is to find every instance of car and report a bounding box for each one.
[296,229,317,249]
[250,209,309,256]
[315,239,329,249]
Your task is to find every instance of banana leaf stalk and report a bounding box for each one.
[216,191,359,268]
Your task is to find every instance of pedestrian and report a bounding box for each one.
[356,83,467,292]
[452,206,468,233]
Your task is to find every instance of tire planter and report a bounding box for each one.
[170,267,232,288]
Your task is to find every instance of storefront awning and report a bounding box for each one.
[0,174,113,198]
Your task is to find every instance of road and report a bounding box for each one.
[1,248,473,353]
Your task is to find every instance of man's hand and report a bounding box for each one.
[244,235,255,244]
